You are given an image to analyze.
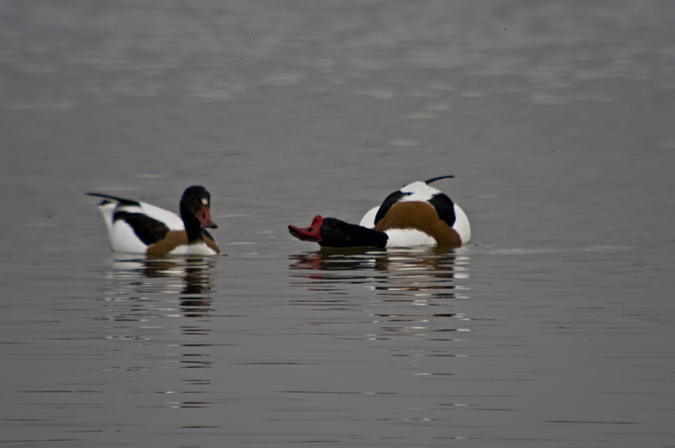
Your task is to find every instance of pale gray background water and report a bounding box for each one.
[2,1,675,447]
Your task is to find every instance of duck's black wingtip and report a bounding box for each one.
[424,175,455,184]
[86,192,140,206]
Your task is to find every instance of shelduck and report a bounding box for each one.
[87,186,220,257]
[288,176,470,249]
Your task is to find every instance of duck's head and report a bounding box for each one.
[288,215,324,243]
[180,186,217,229]
[289,215,387,248]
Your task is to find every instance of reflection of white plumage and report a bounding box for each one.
[87,186,219,256]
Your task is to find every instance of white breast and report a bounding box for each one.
[384,228,436,247]
[167,242,218,256]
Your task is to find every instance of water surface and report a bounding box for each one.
[2,1,675,447]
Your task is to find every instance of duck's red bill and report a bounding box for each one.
[288,215,323,242]
[197,205,217,229]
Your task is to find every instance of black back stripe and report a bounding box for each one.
[428,193,456,227]
[374,190,409,225]
[114,211,170,246]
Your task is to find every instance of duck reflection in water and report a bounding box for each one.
[289,247,469,300]
[289,247,472,348]
[106,256,216,316]
[98,256,216,410]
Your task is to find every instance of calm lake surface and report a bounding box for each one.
[2,1,675,447]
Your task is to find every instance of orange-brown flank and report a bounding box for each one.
[146,230,220,257]
[373,201,461,248]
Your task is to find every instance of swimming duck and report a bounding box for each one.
[87,186,219,256]
[288,176,470,249]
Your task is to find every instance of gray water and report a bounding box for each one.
[2,1,675,447]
